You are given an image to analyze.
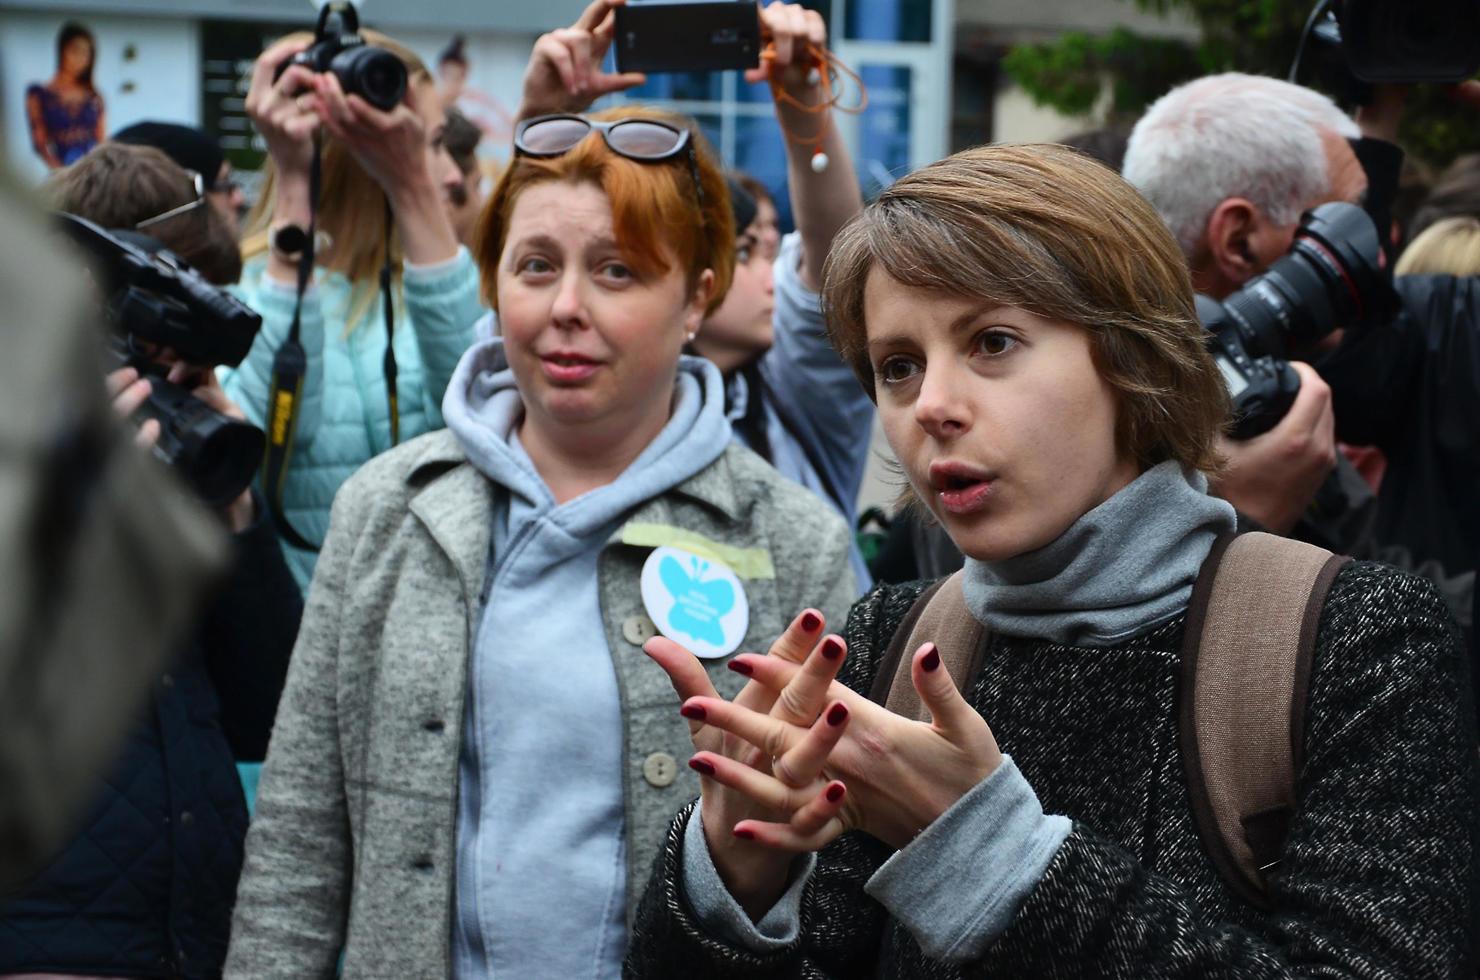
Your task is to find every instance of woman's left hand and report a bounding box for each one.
[682,642,1004,851]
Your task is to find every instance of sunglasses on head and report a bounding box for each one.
[513,113,706,215]
[136,169,208,230]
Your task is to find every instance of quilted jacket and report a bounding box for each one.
[0,496,301,978]
[626,562,1480,978]
[222,250,483,590]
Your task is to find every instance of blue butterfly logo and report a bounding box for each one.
[660,555,735,647]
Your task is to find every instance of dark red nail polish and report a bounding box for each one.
[821,637,845,660]
[689,758,715,776]
[921,646,941,672]
[733,827,756,841]
[727,659,753,676]
[827,703,848,726]
[825,783,845,804]
[680,704,707,721]
[800,610,822,632]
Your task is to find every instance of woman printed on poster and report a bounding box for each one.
[26,22,106,170]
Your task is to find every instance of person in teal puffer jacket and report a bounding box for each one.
[223,29,483,590]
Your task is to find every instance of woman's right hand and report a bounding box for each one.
[644,611,851,919]
[245,37,319,187]
[517,0,647,120]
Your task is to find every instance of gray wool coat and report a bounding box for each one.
[224,429,855,979]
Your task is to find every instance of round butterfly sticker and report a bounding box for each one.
[639,545,750,659]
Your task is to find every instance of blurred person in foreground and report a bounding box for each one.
[0,143,300,978]
[522,0,875,590]
[223,7,853,974]
[227,27,481,591]
[627,142,1478,979]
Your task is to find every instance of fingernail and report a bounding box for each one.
[733,827,756,841]
[826,703,848,726]
[727,659,753,676]
[821,637,844,661]
[921,645,941,672]
[680,704,706,721]
[800,610,822,632]
[825,783,845,804]
[689,758,715,777]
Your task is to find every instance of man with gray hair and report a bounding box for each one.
[1126,74,1480,657]
[1123,73,1369,537]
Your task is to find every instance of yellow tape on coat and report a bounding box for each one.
[619,523,776,580]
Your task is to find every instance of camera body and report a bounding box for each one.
[273,1,406,112]
[58,213,266,507]
[1299,0,1480,105]
[1198,201,1395,439]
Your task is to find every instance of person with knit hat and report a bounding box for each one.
[113,120,246,235]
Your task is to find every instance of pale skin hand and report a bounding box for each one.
[644,610,850,919]
[516,0,648,121]
[746,2,863,291]
[647,625,1003,915]
[1210,361,1337,534]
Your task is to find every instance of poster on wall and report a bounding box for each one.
[23,21,106,170]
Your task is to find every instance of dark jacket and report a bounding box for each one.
[0,496,300,979]
[1318,274,1480,577]
[626,562,1480,977]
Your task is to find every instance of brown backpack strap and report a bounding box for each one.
[1180,531,1351,909]
[870,572,988,722]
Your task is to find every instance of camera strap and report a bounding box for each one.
[262,141,322,553]
[262,144,402,554]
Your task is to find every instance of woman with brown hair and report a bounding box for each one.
[628,144,1479,976]
[223,29,481,590]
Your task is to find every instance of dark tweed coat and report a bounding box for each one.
[626,561,1480,978]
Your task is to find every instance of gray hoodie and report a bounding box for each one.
[442,338,732,979]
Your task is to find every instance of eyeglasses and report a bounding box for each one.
[136,170,207,230]
[513,114,706,214]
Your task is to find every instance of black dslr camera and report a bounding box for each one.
[273,1,406,112]
[1198,201,1395,439]
[58,213,266,507]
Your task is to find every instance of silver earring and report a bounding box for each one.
[685,331,696,342]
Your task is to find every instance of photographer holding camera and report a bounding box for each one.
[228,7,482,590]
[0,142,301,979]
[1123,73,1477,639]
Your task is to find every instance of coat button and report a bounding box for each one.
[160,674,174,688]
[642,752,678,788]
[622,615,658,646]
[179,810,194,826]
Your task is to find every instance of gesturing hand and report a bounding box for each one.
[679,642,1004,853]
[645,610,851,917]
[517,0,647,120]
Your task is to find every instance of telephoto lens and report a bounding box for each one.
[1213,201,1393,361]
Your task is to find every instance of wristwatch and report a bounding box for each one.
[269,222,310,263]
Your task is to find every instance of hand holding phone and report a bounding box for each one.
[518,0,649,120]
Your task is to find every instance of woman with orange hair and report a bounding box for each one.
[223,8,853,976]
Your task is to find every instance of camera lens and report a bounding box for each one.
[333,46,407,112]
[1215,201,1389,360]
